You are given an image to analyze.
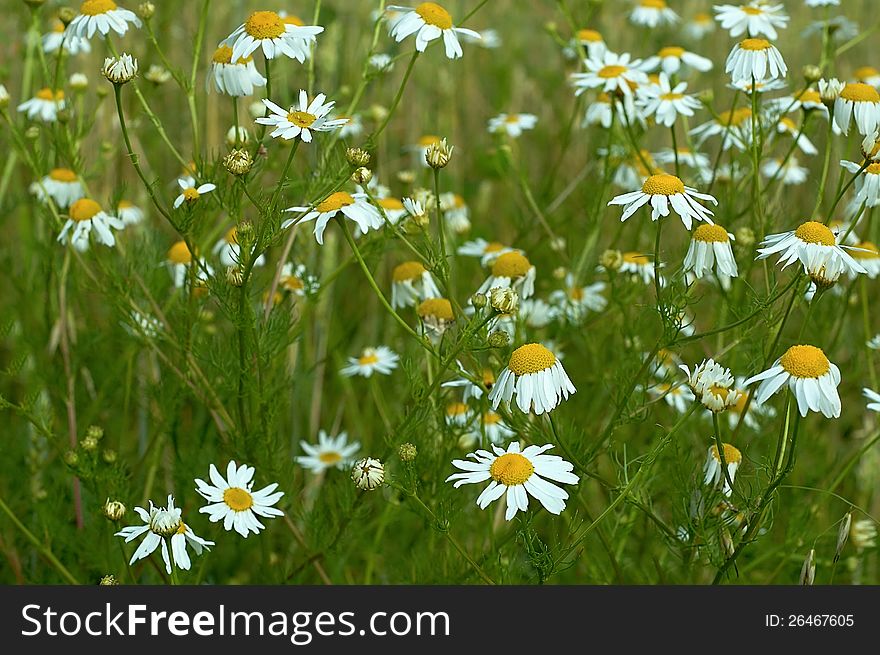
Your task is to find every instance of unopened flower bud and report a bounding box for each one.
[69,73,88,92]
[425,138,453,169]
[799,548,815,585]
[487,331,509,348]
[99,575,119,586]
[102,449,117,464]
[345,147,371,167]
[367,104,388,123]
[58,7,77,26]
[489,287,519,314]
[223,148,253,176]
[398,442,417,462]
[102,53,138,84]
[64,450,79,467]
[819,78,844,106]
[697,89,714,105]
[397,169,416,185]
[734,226,755,248]
[137,1,155,19]
[226,126,250,147]
[550,237,566,252]
[144,64,171,85]
[87,425,104,440]
[351,457,385,490]
[802,65,821,84]
[470,293,487,309]
[25,125,40,140]
[351,166,372,185]
[81,435,99,451]
[226,266,244,287]
[552,266,567,280]
[600,249,623,271]
[103,499,126,522]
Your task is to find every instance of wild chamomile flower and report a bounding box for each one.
[351,457,385,490]
[630,0,678,28]
[225,10,323,62]
[442,365,495,401]
[411,134,442,167]
[115,495,214,574]
[67,0,141,40]
[805,0,839,6]
[833,83,880,136]
[102,53,138,84]
[685,13,715,39]
[703,444,742,497]
[489,343,575,415]
[462,411,515,447]
[195,461,284,537]
[296,430,360,473]
[646,382,694,414]
[756,220,866,282]
[840,160,880,207]
[573,28,606,59]
[116,199,144,225]
[488,113,538,138]
[439,192,470,234]
[58,198,124,252]
[617,251,664,285]
[457,238,519,266]
[209,45,266,97]
[43,20,91,55]
[373,196,408,226]
[445,402,474,427]
[284,192,383,244]
[774,118,816,155]
[391,261,441,309]
[520,298,554,329]
[714,2,789,40]
[17,88,65,122]
[213,227,265,268]
[653,148,711,172]
[447,442,579,520]
[388,3,481,59]
[680,359,741,413]
[725,38,787,85]
[31,168,85,208]
[477,251,537,299]
[279,262,318,296]
[609,173,717,229]
[166,241,213,289]
[549,274,607,322]
[256,91,348,142]
[761,156,809,185]
[173,176,215,209]
[854,66,880,88]
[848,241,880,278]
[645,46,713,76]
[583,93,616,129]
[340,346,399,378]
[636,73,701,127]
[746,345,842,418]
[416,297,455,336]
[770,88,825,115]
[684,224,738,288]
[691,107,756,151]
[572,51,650,100]
[337,113,364,139]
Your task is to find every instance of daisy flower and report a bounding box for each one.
[685,13,715,39]
[549,274,607,322]
[209,45,266,97]
[756,220,866,282]
[573,28,606,59]
[761,156,809,185]
[520,298,554,329]
[391,261,441,308]
[351,458,385,491]
[284,191,383,245]
[173,176,215,209]
[725,38,787,85]
[863,388,880,412]
[213,226,265,268]
[775,117,817,155]
[340,346,399,378]
[165,241,213,289]
[636,74,701,127]
[703,444,742,497]
[646,382,694,414]
[66,0,141,40]
[746,345,841,418]
[115,495,214,575]
[195,461,284,538]
[618,251,664,285]
[17,88,65,122]
[653,148,711,172]
[679,358,741,413]
[416,297,455,336]
[443,363,495,402]
[224,10,323,62]
[116,200,145,225]
[466,411,515,447]
[583,92,616,129]
[296,430,360,473]
[488,113,538,138]
[849,241,880,278]
[609,173,717,229]
[388,3,481,59]
[279,262,318,296]
[337,113,364,139]
[630,0,678,28]
[255,91,347,142]
[645,46,712,76]
[855,66,880,89]
[572,51,650,100]
[770,88,825,115]
[440,192,471,234]
[488,343,575,415]
[726,378,776,430]
[447,442,579,520]
[476,251,537,299]
[833,83,880,136]
[457,238,519,266]
[690,107,756,151]
[841,160,880,208]
[31,168,85,208]
[445,402,474,427]
[714,2,789,40]
[411,134,442,167]
[58,198,124,252]
[43,20,91,55]
[374,196,408,225]
[683,223,738,289]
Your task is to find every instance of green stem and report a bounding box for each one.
[0,495,80,584]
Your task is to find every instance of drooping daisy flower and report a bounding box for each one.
[388,3,481,59]
[745,344,841,418]
[685,13,715,39]
[520,298,554,329]
[447,442,579,520]
[411,134,442,167]
[116,200,145,225]
[209,45,266,97]
[636,74,701,127]
[756,220,866,282]
[583,92,617,129]
[442,364,495,402]
[848,241,880,278]
[683,223,738,289]
[440,192,471,234]
[609,173,717,229]
[630,0,678,28]
[173,176,215,209]
[549,274,607,322]
[284,191,383,244]
[255,91,348,142]
[488,113,538,138]
[726,378,776,430]
[43,20,91,55]
[679,358,742,413]
[714,2,789,40]
[489,343,575,415]
[463,411,515,447]
[340,346,399,378]
[224,10,323,62]
[457,238,519,266]
[645,46,712,76]
[840,160,880,207]
[195,461,284,538]
[165,241,213,289]
[618,251,665,285]
[31,168,85,208]
[863,388,880,412]
[66,0,141,40]
[761,156,809,185]
[476,252,537,299]
[725,38,787,85]
[775,118,817,155]
[854,66,880,89]
[337,113,364,139]
[445,402,474,427]
[390,261,441,308]
[213,227,265,268]
[57,198,124,252]
[416,297,455,336]
[690,107,756,151]
[17,88,65,122]
[296,430,360,473]
[572,51,650,100]
[769,87,825,115]
[703,444,742,497]
[572,28,606,59]
[351,457,385,490]
[833,83,880,136]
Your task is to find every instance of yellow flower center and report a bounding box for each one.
[710,443,742,464]
[417,297,454,320]
[483,411,502,425]
[660,92,685,101]
[283,15,305,26]
[797,89,821,104]
[740,38,771,51]
[491,251,532,278]
[80,0,117,16]
[212,45,234,64]
[641,173,685,196]
[867,163,880,175]
[245,11,285,39]
[415,2,453,30]
[482,368,496,387]
[505,115,521,124]
[779,117,797,131]
[418,134,441,147]
[484,241,506,253]
[598,65,627,79]
[623,251,650,265]
[852,241,880,260]
[597,92,611,103]
[392,261,427,282]
[489,453,534,486]
[318,451,342,465]
[69,198,101,222]
[693,224,730,243]
[49,168,78,182]
[183,187,200,201]
[379,197,404,210]
[222,486,254,512]
[508,343,556,376]
[224,227,238,244]
[779,345,831,379]
[577,28,602,43]
[316,191,355,213]
[640,0,666,7]
[283,275,304,291]
[52,21,65,33]
[36,88,64,101]
[446,402,469,416]
[855,66,880,80]
[658,46,684,58]
[118,200,133,209]
[569,286,584,301]
[742,6,764,15]
[794,221,836,246]
[359,350,380,366]
[167,241,192,264]
[287,110,317,128]
[718,107,752,127]
[840,83,880,103]
[175,522,188,535]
